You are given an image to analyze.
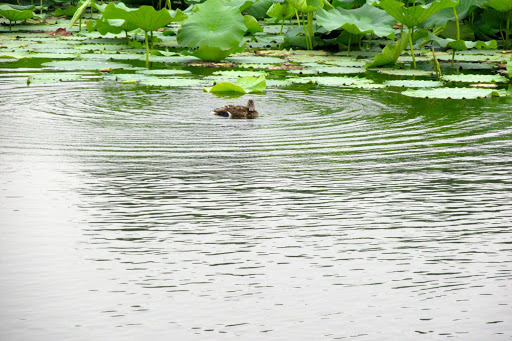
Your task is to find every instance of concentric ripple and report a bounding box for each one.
[1,80,512,340]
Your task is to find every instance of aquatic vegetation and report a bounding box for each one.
[204,74,266,94]
[0,4,36,32]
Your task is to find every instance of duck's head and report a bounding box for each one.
[247,99,255,112]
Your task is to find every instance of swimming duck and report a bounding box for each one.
[212,99,259,119]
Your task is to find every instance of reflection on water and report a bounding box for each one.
[1,80,512,340]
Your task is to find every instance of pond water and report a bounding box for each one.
[1,79,511,340]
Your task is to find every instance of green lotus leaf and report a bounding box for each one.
[0,4,36,27]
[486,0,512,12]
[54,6,77,17]
[383,80,444,88]
[442,74,508,83]
[244,15,263,34]
[102,4,186,32]
[191,44,245,61]
[266,2,295,22]
[136,69,191,75]
[87,18,138,35]
[316,4,394,37]
[205,74,266,93]
[424,0,487,27]
[212,70,266,77]
[177,0,246,50]
[290,76,373,86]
[288,0,323,13]
[401,87,501,99]
[290,66,366,74]
[365,34,409,68]
[429,32,497,51]
[139,77,205,87]
[27,72,93,83]
[42,60,129,70]
[69,0,92,28]
[246,0,273,18]
[373,68,435,76]
[376,0,458,28]
[218,0,256,11]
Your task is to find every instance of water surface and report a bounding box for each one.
[1,80,511,340]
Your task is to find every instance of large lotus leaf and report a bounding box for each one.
[376,0,458,28]
[191,44,245,61]
[266,2,295,21]
[244,15,263,34]
[87,18,122,35]
[102,4,186,32]
[288,0,323,13]
[424,0,487,27]
[218,0,256,11]
[177,0,246,50]
[401,87,501,99]
[317,4,394,38]
[205,74,266,93]
[246,0,273,18]
[384,80,444,88]
[54,6,77,17]
[442,74,508,83]
[429,32,497,51]
[0,4,36,22]
[486,0,512,12]
[366,34,409,68]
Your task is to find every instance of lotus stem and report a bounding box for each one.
[79,17,81,32]
[166,0,172,10]
[145,30,150,69]
[506,10,510,49]
[302,13,309,50]
[280,20,284,35]
[40,0,43,15]
[432,47,441,80]
[307,12,314,50]
[453,7,460,40]
[347,33,351,57]
[408,27,416,69]
[295,10,301,27]
[125,30,129,44]
[9,20,12,32]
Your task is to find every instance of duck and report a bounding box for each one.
[212,99,259,119]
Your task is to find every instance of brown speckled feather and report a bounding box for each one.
[213,99,259,119]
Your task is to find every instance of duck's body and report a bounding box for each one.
[212,99,259,119]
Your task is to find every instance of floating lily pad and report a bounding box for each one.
[136,69,191,75]
[402,87,499,99]
[212,70,266,77]
[373,68,435,76]
[80,52,144,60]
[441,62,494,70]
[27,72,97,83]
[42,60,129,70]
[442,74,508,83]
[383,80,444,88]
[139,77,205,87]
[226,55,284,64]
[290,76,374,86]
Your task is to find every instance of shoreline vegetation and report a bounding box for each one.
[0,0,511,99]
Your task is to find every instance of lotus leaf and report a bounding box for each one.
[486,0,512,12]
[401,87,500,99]
[0,4,36,32]
[373,68,435,76]
[212,70,266,77]
[27,72,91,83]
[266,2,295,22]
[383,80,444,88]
[424,0,488,27]
[376,0,459,28]
[226,55,284,64]
[136,69,190,75]
[290,76,373,86]
[246,0,273,18]
[54,6,77,17]
[139,77,206,87]
[204,74,266,93]
[178,0,246,51]
[42,60,129,70]
[442,74,508,83]
[288,0,323,13]
[217,0,256,11]
[366,34,409,68]
[429,32,497,51]
[87,18,137,35]
[244,15,263,34]
[316,4,394,37]
[102,4,186,32]
[190,45,245,62]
